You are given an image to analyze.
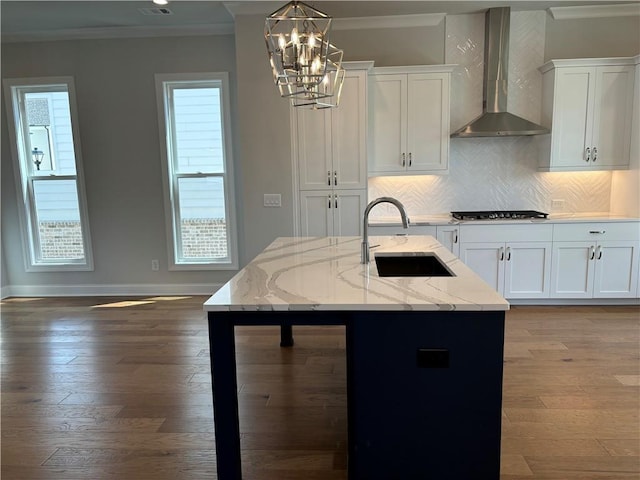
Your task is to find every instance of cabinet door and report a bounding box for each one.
[550,241,595,298]
[503,242,552,299]
[332,72,367,189]
[297,108,332,190]
[460,242,505,294]
[591,66,635,168]
[593,241,639,298]
[299,191,334,236]
[369,74,406,174]
[333,190,367,236]
[436,226,460,257]
[407,73,449,172]
[550,67,595,168]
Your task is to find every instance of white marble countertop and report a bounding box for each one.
[369,212,639,226]
[204,236,509,312]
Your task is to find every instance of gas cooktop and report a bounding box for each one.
[451,210,549,221]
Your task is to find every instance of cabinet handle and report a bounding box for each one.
[592,147,597,162]
[335,194,338,209]
[328,194,332,208]
[453,229,458,244]
[499,247,505,261]
[506,246,511,261]
[597,245,602,260]
[327,171,331,186]
[585,147,591,162]
[589,246,595,260]
[589,230,605,234]
[402,153,406,167]
[409,152,412,167]
[334,170,337,186]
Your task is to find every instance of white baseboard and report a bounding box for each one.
[509,298,640,306]
[0,286,11,300]
[2,283,223,298]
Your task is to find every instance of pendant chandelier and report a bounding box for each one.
[265,1,345,108]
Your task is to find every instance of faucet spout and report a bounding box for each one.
[361,197,410,264]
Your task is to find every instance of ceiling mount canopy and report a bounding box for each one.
[265,1,345,109]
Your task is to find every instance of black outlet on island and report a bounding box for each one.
[416,348,450,368]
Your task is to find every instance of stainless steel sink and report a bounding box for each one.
[374,252,454,277]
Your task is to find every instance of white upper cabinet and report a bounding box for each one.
[368,66,454,176]
[296,69,368,190]
[538,57,637,172]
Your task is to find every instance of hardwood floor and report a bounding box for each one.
[1,296,638,479]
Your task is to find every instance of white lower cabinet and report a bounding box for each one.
[460,224,553,299]
[436,226,460,257]
[550,223,640,299]
[300,190,367,236]
[460,241,552,299]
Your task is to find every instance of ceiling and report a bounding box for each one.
[1,0,638,41]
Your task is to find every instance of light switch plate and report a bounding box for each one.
[264,194,282,207]
[551,199,565,211]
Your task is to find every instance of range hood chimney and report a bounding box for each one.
[451,7,549,138]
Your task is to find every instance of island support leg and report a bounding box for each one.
[280,322,294,347]
[208,312,242,479]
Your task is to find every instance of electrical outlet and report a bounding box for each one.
[264,194,282,207]
[551,199,565,211]
[151,259,159,271]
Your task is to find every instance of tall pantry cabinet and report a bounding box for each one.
[293,62,372,236]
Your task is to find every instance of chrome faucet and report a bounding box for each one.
[361,197,410,263]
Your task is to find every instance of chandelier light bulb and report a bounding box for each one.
[291,27,299,46]
[308,34,316,48]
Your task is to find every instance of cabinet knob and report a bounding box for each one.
[499,247,505,261]
[328,194,332,208]
[327,171,331,186]
[596,245,602,260]
[453,229,458,244]
[334,171,337,186]
[402,153,406,167]
[585,147,591,162]
[589,246,595,260]
[592,147,597,162]
[408,152,412,167]
[506,246,511,261]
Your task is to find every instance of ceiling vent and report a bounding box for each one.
[138,8,173,16]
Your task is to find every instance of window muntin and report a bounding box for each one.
[156,73,237,270]
[3,78,93,271]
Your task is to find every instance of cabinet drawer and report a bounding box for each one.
[461,224,553,243]
[368,225,436,236]
[553,222,640,242]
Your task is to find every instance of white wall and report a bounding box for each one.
[1,35,239,294]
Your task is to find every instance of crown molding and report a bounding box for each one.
[548,3,640,20]
[1,24,234,43]
[333,13,445,30]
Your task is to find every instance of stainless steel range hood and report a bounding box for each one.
[451,7,549,138]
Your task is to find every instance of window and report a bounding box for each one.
[155,73,238,270]
[3,77,93,271]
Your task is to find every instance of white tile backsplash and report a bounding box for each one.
[368,11,612,219]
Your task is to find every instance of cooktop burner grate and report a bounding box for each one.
[451,210,549,220]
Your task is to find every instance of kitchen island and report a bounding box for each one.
[204,235,509,479]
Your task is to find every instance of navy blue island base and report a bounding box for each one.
[208,309,505,480]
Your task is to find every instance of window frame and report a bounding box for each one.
[3,76,94,272]
[155,72,238,271]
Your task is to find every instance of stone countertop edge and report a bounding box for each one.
[369,213,640,226]
[204,236,509,313]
